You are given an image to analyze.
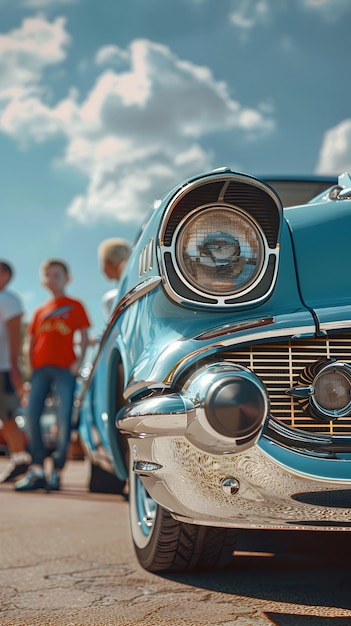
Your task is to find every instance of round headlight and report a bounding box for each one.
[176,207,265,295]
[312,362,351,419]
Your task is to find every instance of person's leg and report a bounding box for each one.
[1,418,26,453]
[0,372,31,483]
[26,368,51,467]
[49,367,76,487]
[15,368,51,491]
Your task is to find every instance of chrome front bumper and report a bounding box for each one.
[127,434,351,530]
[117,361,351,530]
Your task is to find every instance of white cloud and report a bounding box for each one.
[0,17,275,224]
[0,15,69,102]
[66,140,213,223]
[315,120,351,175]
[1,95,80,144]
[65,39,274,222]
[95,45,128,67]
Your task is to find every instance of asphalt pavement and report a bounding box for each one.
[2,456,351,626]
[0,456,136,626]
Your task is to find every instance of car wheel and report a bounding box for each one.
[89,462,126,495]
[129,465,238,573]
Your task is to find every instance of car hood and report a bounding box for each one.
[284,195,351,326]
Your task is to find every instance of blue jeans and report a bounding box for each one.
[27,366,76,470]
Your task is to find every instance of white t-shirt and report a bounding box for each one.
[0,288,23,371]
[102,286,119,318]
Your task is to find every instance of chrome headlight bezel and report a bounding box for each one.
[158,172,282,308]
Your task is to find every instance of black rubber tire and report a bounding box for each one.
[89,462,126,495]
[129,473,238,573]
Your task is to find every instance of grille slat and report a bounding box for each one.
[223,334,351,436]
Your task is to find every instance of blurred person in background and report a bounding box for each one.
[98,238,131,317]
[96,238,131,496]
[15,259,91,492]
[0,260,31,483]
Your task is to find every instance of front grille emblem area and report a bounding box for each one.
[222,334,351,436]
[287,358,351,421]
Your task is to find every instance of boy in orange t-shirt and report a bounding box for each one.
[15,259,91,492]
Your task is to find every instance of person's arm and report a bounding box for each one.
[22,331,34,379]
[19,332,35,408]
[79,327,89,364]
[70,327,89,376]
[6,313,23,395]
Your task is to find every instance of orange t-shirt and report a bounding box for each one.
[28,296,91,369]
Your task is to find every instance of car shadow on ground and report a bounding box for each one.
[164,529,351,625]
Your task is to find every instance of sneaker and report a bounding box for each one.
[47,470,60,491]
[0,462,30,483]
[15,470,46,492]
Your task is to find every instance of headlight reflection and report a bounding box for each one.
[176,207,265,295]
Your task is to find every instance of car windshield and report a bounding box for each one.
[263,177,337,207]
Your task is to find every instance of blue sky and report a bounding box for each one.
[1,0,350,335]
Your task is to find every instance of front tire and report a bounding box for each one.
[129,464,238,573]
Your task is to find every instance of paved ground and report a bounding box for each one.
[2,456,351,626]
[0,457,136,626]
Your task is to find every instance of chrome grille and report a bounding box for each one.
[222,333,351,435]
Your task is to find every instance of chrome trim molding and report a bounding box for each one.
[157,172,282,309]
[78,276,161,404]
[118,362,269,455]
[194,317,275,340]
[161,322,317,387]
[123,320,317,399]
[139,238,154,277]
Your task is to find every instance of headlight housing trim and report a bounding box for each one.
[158,172,282,309]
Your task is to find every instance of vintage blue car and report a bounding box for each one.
[78,168,351,573]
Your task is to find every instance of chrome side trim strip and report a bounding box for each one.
[123,322,317,399]
[194,317,274,340]
[320,319,351,331]
[161,323,317,387]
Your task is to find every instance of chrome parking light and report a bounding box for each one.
[312,361,351,420]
